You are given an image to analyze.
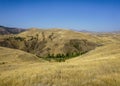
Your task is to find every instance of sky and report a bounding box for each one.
[0,0,120,32]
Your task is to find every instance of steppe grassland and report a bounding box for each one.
[0,43,120,86]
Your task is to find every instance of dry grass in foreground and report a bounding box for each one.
[0,43,120,86]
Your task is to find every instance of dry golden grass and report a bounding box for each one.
[0,47,43,64]
[18,28,120,44]
[0,42,120,86]
[0,29,120,86]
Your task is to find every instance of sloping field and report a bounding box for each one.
[0,29,99,58]
[0,43,120,86]
[0,47,43,64]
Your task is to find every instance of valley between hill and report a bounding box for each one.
[0,27,120,86]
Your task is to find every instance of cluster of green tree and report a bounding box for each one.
[5,36,25,41]
[45,51,88,62]
[27,36,38,41]
[13,36,25,41]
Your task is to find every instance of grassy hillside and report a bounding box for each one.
[0,28,99,61]
[0,43,120,86]
[0,28,120,86]
[0,46,43,65]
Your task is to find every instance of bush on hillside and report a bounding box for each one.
[44,51,87,62]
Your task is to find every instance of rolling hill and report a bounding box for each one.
[0,46,43,64]
[0,28,100,61]
[0,27,120,86]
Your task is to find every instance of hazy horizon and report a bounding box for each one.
[0,0,120,32]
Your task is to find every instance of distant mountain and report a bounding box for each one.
[0,25,26,35]
[70,29,96,33]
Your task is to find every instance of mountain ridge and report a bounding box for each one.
[0,25,26,35]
